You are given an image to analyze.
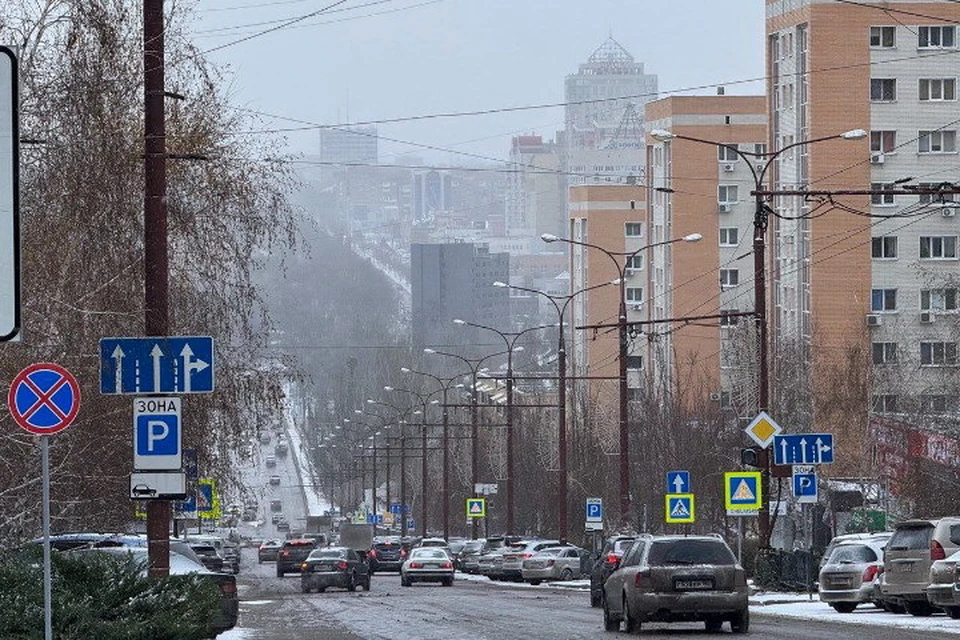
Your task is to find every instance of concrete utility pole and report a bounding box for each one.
[144,0,170,578]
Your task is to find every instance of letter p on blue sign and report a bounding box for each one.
[133,396,182,470]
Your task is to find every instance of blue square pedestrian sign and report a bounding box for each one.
[724,471,762,511]
[665,494,695,524]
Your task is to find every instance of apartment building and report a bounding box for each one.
[767,1,960,454]
[644,95,768,412]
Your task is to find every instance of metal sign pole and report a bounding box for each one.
[41,436,52,640]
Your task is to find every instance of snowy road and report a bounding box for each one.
[221,548,960,639]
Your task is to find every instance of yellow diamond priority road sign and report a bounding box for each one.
[744,411,782,449]
[466,498,485,518]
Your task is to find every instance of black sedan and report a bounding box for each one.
[301,547,370,593]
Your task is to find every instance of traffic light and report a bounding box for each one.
[740,447,762,468]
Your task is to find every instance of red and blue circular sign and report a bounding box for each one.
[8,363,81,435]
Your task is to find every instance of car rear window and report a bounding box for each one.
[535,548,563,557]
[283,541,313,548]
[647,540,736,566]
[613,539,635,554]
[889,525,933,551]
[829,545,878,563]
[412,549,448,559]
[310,549,345,559]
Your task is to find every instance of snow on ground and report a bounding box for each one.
[756,600,960,634]
[281,385,331,517]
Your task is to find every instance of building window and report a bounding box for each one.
[873,342,898,364]
[871,183,895,206]
[921,288,959,311]
[870,26,896,48]
[625,222,643,237]
[871,78,897,102]
[626,355,643,370]
[720,269,740,289]
[871,288,897,312]
[918,183,957,204]
[919,78,956,101]
[871,130,897,153]
[626,287,643,304]
[718,185,739,204]
[871,236,898,258]
[920,341,958,366]
[921,394,948,414]
[625,255,643,271]
[920,236,958,259]
[720,309,740,327]
[919,130,957,153]
[719,227,739,246]
[718,145,739,162]
[919,26,956,49]
[872,394,899,413]
[754,143,767,157]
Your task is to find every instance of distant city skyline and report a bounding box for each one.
[191,1,765,163]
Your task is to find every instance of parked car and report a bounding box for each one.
[276,539,318,577]
[590,534,637,607]
[221,540,241,574]
[502,539,565,581]
[268,475,281,486]
[276,519,291,532]
[187,543,224,573]
[522,546,584,584]
[926,549,960,617]
[401,547,455,586]
[301,546,370,593]
[258,539,282,563]
[369,536,407,573]
[478,547,508,580]
[69,546,238,635]
[818,539,887,612]
[458,539,485,574]
[602,534,749,634]
[821,531,893,568]
[880,517,960,616]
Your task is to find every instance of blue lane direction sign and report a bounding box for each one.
[666,471,690,494]
[133,397,182,470]
[773,433,834,466]
[792,472,818,503]
[586,498,603,522]
[100,336,214,395]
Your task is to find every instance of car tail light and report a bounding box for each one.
[369,549,377,559]
[932,540,946,561]
[605,554,621,567]
[400,549,407,557]
[634,570,650,589]
[280,551,289,557]
[863,565,880,582]
[440,561,452,569]
[338,561,348,571]
[521,553,533,559]
[410,562,424,569]
[220,581,237,597]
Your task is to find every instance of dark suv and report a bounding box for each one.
[369,536,406,573]
[590,534,637,607]
[276,539,317,577]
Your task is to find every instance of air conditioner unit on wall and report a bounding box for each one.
[722,163,736,173]
[942,207,956,218]
[866,314,882,327]
[870,153,885,165]
[920,311,935,324]
[718,203,732,213]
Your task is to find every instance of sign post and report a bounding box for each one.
[9,363,81,640]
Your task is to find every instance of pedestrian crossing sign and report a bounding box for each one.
[665,494,695,524]
[466,498,486,518]
[724,471,762,511]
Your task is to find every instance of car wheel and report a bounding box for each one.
[705,618,723,632]
[401,574,411,587]
[301,586,311,594]
[560,568,574,581]
[442,577,453,587]
[831,602,857,614]
[590,588,602,608]
[276,569,284,578]
[347,573,357,592]
[946,607,960,619]
[362,577,371,592]
[318,587,326,593]
[905,601,933,617]
[622,594,639,633]
[601,594,619,632]
[529,580,542,586]
[731,608,750,634]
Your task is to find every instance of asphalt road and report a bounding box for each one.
[224,547,960,639]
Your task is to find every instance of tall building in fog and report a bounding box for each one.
[319,126,378,186]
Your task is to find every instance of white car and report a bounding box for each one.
[401,547,454,587]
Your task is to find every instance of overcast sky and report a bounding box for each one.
[190,1,766,163]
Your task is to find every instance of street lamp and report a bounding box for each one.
[367,398,421,534]
[424,347,511,539]
[400,367,462,540]
[384,385,438,537]
[452,319,551,535]
[649,126,865,547]
[541,231,702,529]
[493,278,619,541]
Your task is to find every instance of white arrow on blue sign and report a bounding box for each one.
[586,498,603,522]
[100,337,214,395]
[773,433,834,466]
[666,471,690,494]
[133,397,182,471]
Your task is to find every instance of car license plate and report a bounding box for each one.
[676,579,713,590]
[896,563,913,573]
[831,578,852,587]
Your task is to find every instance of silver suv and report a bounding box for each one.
[881,517,960,615]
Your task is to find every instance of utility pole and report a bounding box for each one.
[144,0,170,578]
